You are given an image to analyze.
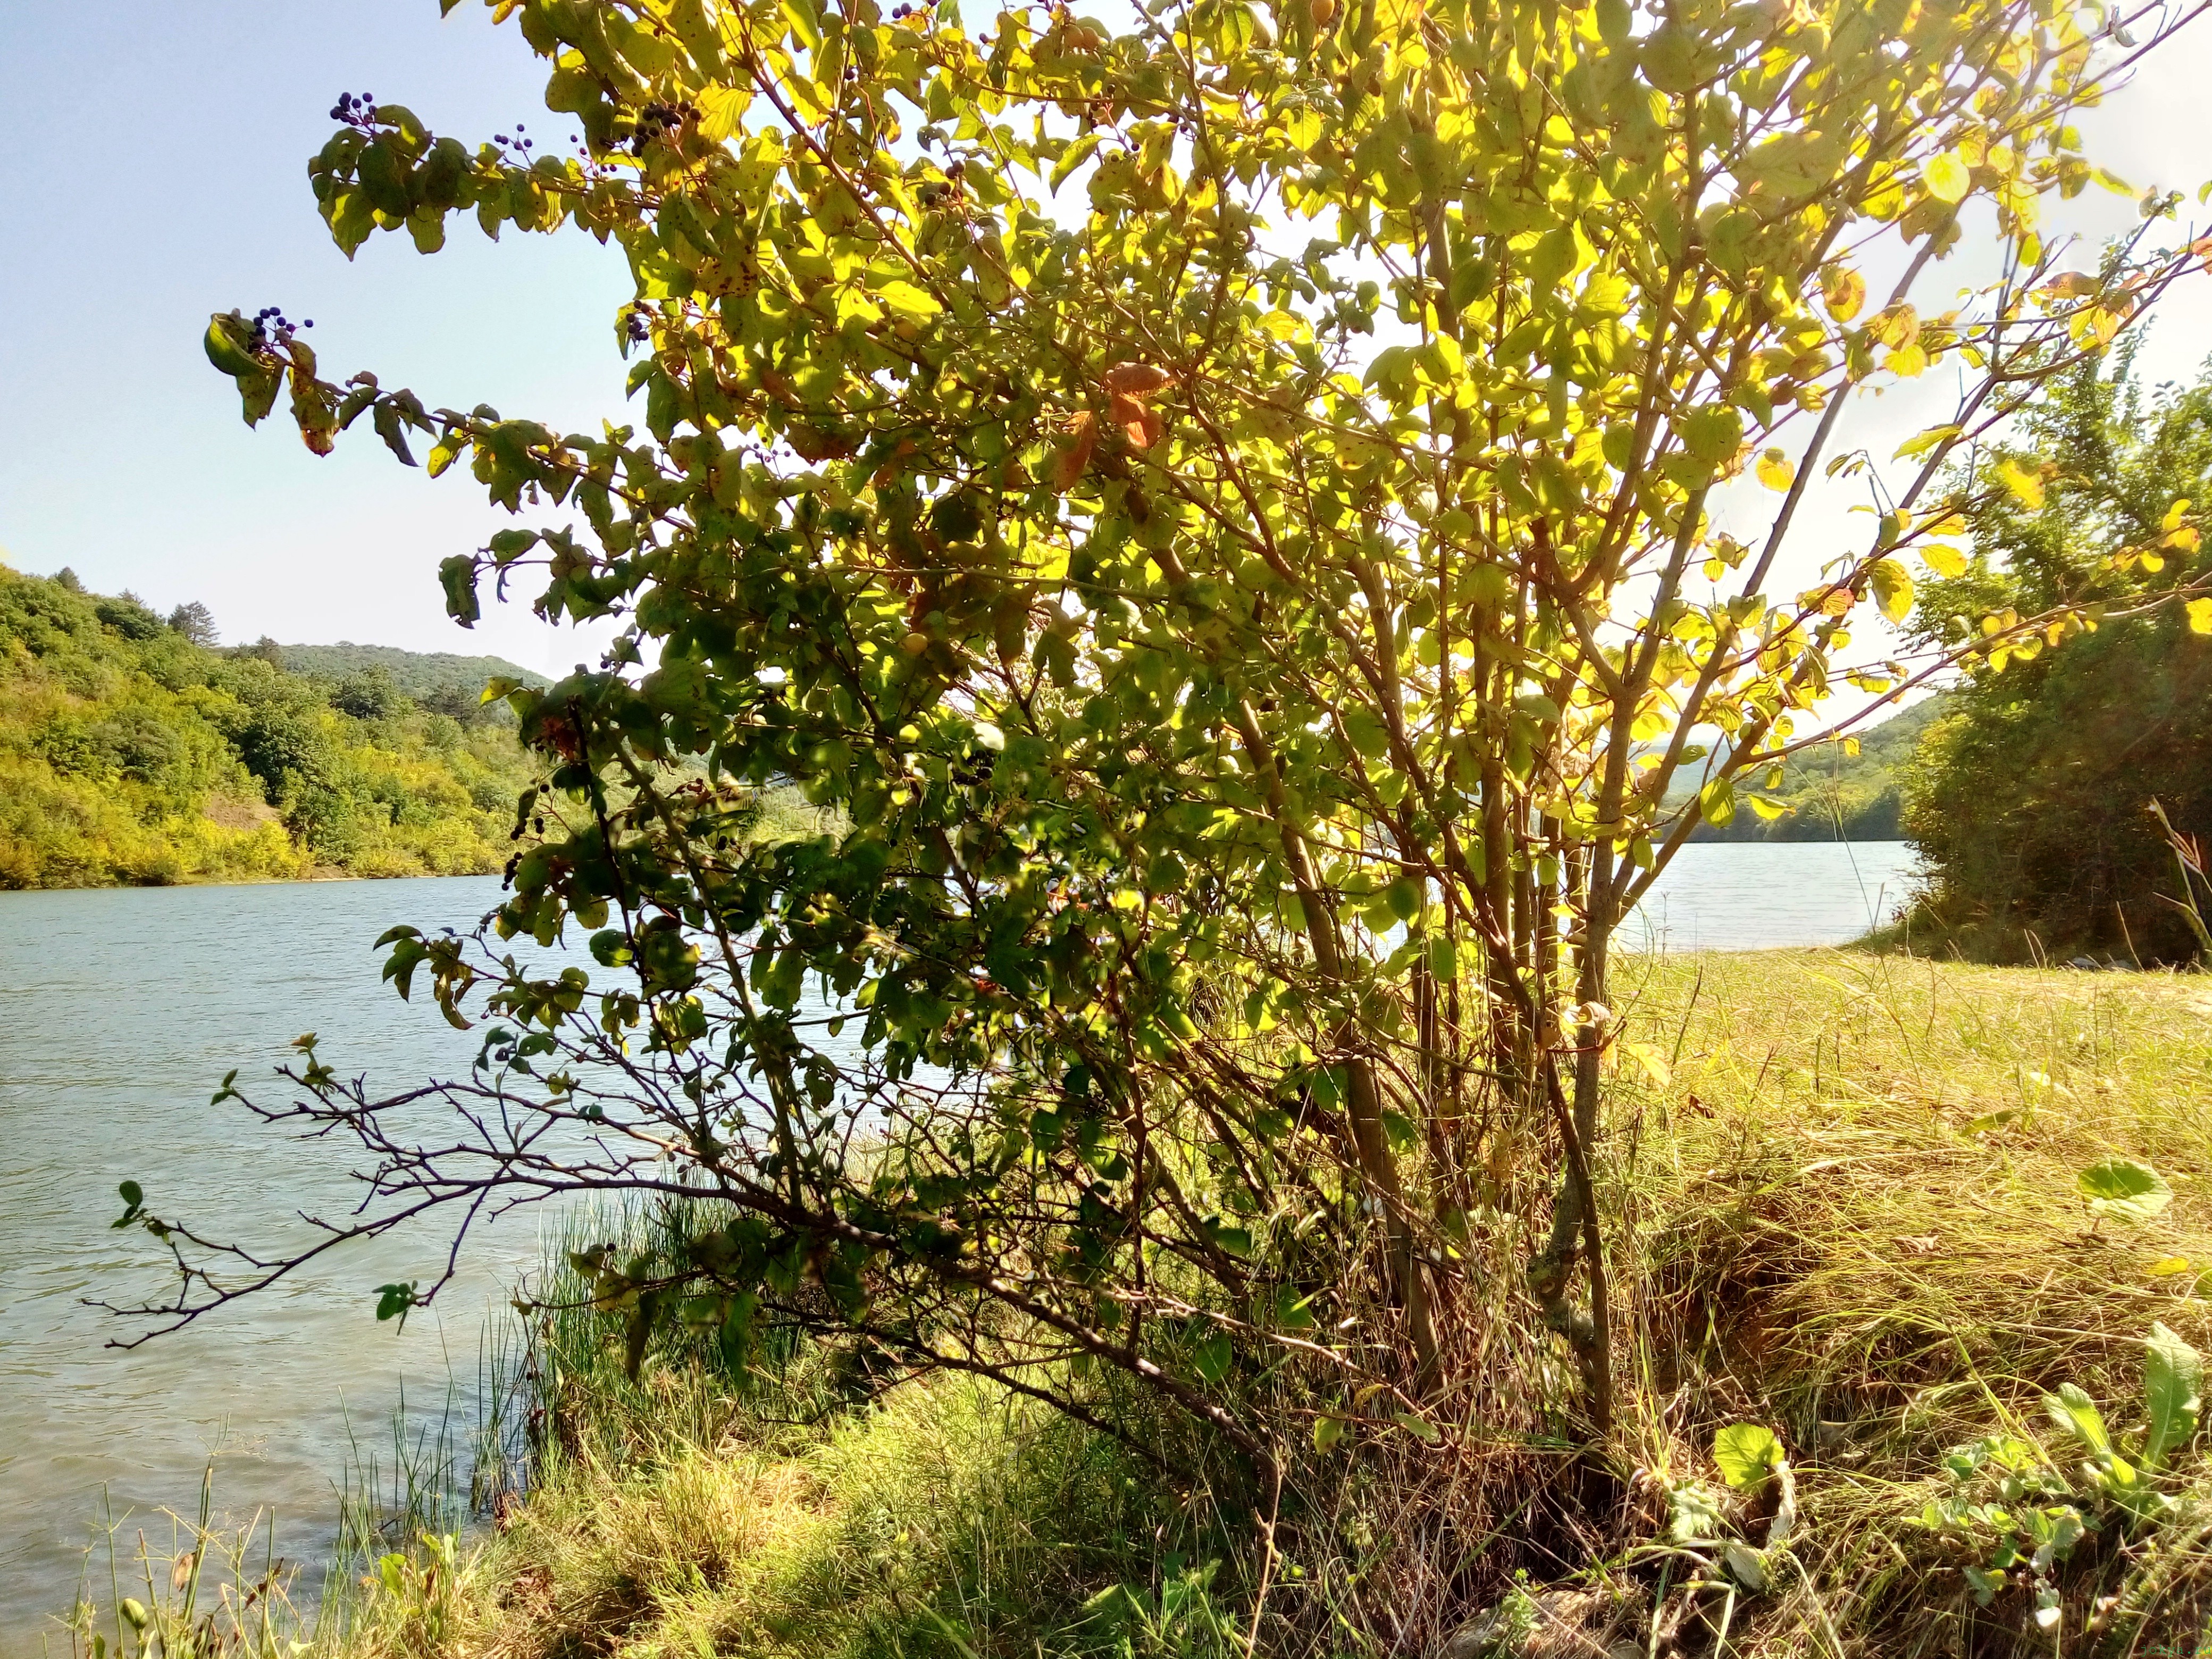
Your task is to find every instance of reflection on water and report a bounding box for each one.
[0,843,1921,1643]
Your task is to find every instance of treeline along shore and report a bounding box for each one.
[0,563,546,889]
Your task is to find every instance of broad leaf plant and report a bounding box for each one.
[124,0,2212,1465]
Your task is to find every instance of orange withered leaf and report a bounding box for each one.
[1051,410,1099,489]
[1102,362,1169,396]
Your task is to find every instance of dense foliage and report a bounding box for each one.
[0,564,542,887]
[1905,350,2212,962]
[127,0,2212,1540]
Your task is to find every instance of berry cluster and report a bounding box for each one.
[888,0,938,16]
[629,99,700,150]
[249,306,314,348]
[623,307,653,345]
[329,91,380,129]
[491,121,536,154]
[566,130,624,178]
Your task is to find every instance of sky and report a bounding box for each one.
[3,3,2212,682]
[0,1,632,676]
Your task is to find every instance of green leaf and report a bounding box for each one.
[1713,1422,1784,1490]
[2045,1381,2114,1458]
[1314,1413,1346,1452]
[1679,405,1745,468]
[438,554,482,628]
[1698,777,1736,827]
[1050,132,1102,193]
[1893,423,1962,461]
[1393,1410,1440,1443]
[374,1280,422,1331]
[1668,1481,1725,1543]
[2144,1321,2202,1470]
[2079,1157,2173,1223]
[781,0,822,50]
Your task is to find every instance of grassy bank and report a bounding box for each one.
[52,950,2212,1658]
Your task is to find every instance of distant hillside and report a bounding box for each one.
[278,643,549,724]
[1673,694,1945,842]
[0,567,541,889]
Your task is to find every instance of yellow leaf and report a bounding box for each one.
[1821,266,1866,322]
[1997,457,2045,509]
[2149,1255,2194,1278]
[699,85,753,143]
[1620,1040,1672,1087]
[1923,544,1967,577]
[1870,558,1914,623]
[1755,448,1795,491]
[1924,151,1971,204]
[1886,342,1928,379]
[2188,598,2212,635]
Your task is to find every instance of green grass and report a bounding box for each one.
[47,950,2212,1659]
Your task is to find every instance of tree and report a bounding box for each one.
[127,0,2212,1472]
[93,590,167,642]
[1906,347,2212,962]
[168,600,220,646]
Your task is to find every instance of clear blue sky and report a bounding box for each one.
[3,4,2211,678]
[0,1,632,674]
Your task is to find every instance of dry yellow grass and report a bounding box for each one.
[1606,951,2212,1655]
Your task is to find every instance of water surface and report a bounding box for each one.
[1629,839,1921,951]
[0,876,534,1651]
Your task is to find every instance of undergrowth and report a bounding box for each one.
[45,951,2212,1658]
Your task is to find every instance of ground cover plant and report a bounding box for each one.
[90,0,2212,1649]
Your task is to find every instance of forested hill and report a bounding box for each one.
[0,564,540,889]
[278,643,548,715]
[1675,693,1944,842]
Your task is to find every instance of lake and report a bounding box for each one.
[0,840,1920,1646]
